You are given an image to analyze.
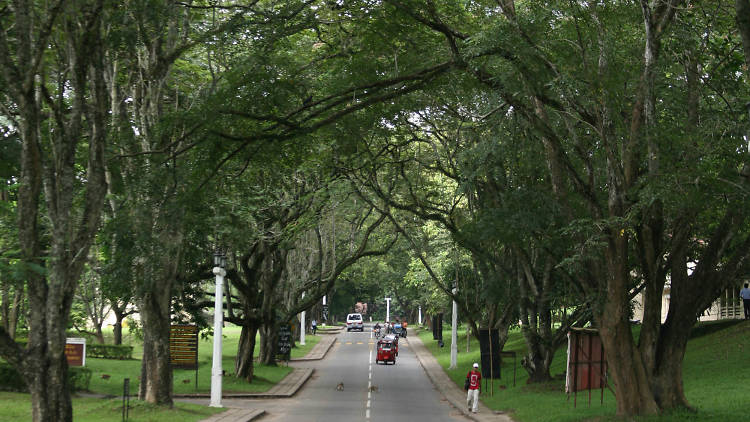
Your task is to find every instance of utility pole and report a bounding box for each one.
[450,285,458,370]
[210,251,227,408]
[385,297,392,323]
[300,292,305,346]
[450,249,459,370]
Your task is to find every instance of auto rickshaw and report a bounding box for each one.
[376,339,396,364]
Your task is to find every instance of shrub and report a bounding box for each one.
[87,344,133,360]
[0,363,27,392]
[0,364,91,393]
[68,367,92,392]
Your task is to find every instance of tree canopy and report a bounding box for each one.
[2,1,750,420]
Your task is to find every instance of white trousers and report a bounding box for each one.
[466,388,479,412]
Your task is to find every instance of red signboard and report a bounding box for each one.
[65,338,86,366]
[566,328,607,407]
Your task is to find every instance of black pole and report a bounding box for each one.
[122,378,130,422]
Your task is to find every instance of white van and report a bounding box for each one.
[346,313,364,331]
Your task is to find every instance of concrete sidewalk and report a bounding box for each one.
[197,408,266,422]
[192,333,339,421]
[409,333,515,422]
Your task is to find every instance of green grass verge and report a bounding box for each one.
[2,325,322,421]
[0,392,224,422]
[418,320,750,422]
[86,325,320,395]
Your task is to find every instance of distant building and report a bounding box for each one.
[631,282,744,323]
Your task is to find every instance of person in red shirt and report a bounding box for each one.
[466,362,482,413]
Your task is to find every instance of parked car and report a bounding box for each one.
[346,313,364,331]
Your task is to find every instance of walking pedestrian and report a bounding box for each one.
[740,283,750,319]
[311,319,317,335]
[466,362,482,414]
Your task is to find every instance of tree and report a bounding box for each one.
[390,0,749,415]
[0,2,110,420]
[71,260,110,344]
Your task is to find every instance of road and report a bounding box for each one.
[198,324,467,422]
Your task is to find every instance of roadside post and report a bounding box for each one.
[122,378,130,421]
[450,285,458,370]
[385,297,392,323]
[210,250,227,408]
[300,292,306,346]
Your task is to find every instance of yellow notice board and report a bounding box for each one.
[170,325,198,369]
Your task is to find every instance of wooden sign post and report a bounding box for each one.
[170,325,199,389]
[65,338,86,367]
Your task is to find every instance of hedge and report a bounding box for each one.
[15,341,133,360]
[0,363,91,393]
[87,344,133,360]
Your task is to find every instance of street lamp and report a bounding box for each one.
[300,292,306,346]
[450,285,458,370]
[385,297,392,323]
[210,250,227,408]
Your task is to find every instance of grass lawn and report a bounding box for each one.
[1,325,321,421]
[86,325,320,395]
[419,320,750,421]
[0,392,224,422]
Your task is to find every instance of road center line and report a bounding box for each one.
[367,341,373,420]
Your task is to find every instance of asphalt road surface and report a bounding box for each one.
[203,324,467,422]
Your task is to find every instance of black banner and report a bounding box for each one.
[478,329,501,379]
[432,314,444,340]
[277,325,292,357]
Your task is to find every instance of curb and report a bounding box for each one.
[174,368,314,399]
[199,408,266,422]
[291,335,336,361]
[315,326,344,334]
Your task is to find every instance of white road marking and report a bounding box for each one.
[367,347,373,420]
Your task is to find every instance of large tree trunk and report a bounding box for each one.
[1,287,23,340]
[597,235,660,416]
[138,290,174,406]
[520,335,553,383]
[0,5,109,422]
[649,321,691,410]
[112,304,127,346]
[235,323,260,382]
[258,322,278,366]
[22,269,75,422]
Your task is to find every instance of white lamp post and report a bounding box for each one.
[210,250,227,408]
[418,306,422,325]
[300,292,306,346]
[385,297,392,323]
[322,295,327,325]
[449,286,458,370]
